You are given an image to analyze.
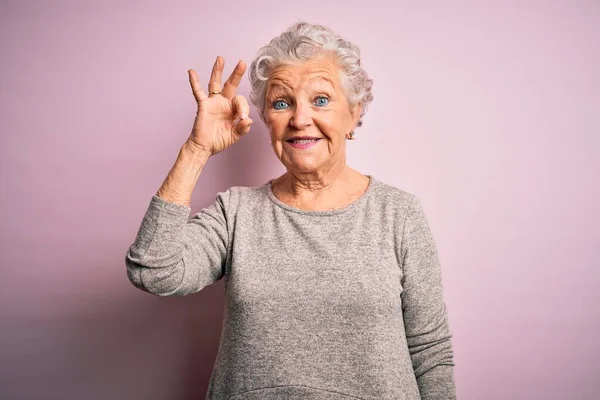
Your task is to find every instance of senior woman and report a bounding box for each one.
[126,22,456,400]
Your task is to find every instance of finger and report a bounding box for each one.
[231,94,250,120]
[233,117,253,137]
[208,56,224,95]
[222,60,246,99]
[188,69,208,102]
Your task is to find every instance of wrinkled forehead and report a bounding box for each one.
[266,59,341,93]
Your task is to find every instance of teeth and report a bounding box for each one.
[291,139,318,143]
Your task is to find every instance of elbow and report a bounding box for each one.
[125,253,185,297]
[411,335,456,377]
[411,337,456,399]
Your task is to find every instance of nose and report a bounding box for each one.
[289,100,312,130]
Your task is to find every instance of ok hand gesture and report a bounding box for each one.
[186,56,253,157]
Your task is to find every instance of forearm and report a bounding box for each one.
[156,140,210,207]
[416,363,456,399]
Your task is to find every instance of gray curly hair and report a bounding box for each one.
[248,21,374,130]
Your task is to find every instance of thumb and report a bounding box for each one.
[233,117,253,136]
[231,94,249,121]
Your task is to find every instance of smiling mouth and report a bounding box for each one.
[286,138,322,143]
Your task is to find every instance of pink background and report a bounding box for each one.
[1,0,598,398]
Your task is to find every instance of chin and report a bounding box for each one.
[286,159,324,174]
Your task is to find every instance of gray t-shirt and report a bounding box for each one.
[125,175,456,399]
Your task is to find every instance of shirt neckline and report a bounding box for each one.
[264,175,376,216]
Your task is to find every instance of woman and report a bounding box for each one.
[126,21,456,400]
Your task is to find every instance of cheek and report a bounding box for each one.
[266,115,287,137]
[316,113,346,139]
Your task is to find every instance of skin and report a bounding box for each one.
[157,56,252,207]
[264,53,369,211]
[177,54,369,211]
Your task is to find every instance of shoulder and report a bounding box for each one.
[368,178,435,236]
[369,177,418,213]
[213,182,270,213]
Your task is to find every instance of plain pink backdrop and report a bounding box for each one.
[1,0,598,399]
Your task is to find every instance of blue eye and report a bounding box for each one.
[273,100,289,110]
[315,96,329,106]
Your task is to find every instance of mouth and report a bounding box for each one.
[285,137,322,144]
[285,137,322,149]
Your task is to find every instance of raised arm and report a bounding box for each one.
[400,194,457,399]
[157,55,253,207]
[124,56,253,296]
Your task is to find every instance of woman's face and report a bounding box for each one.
[264,55,360,176]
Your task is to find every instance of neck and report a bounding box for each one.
[270,162,370,212]
[290,171,344,193]
[279,157,349,196]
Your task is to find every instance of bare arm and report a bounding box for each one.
[156,57,253,207]
[155,140,210,207]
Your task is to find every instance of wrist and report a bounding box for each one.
[182,140,211,163]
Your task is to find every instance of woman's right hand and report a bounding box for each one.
[186,56,253,157]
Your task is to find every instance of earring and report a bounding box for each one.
[348,131,356,140]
